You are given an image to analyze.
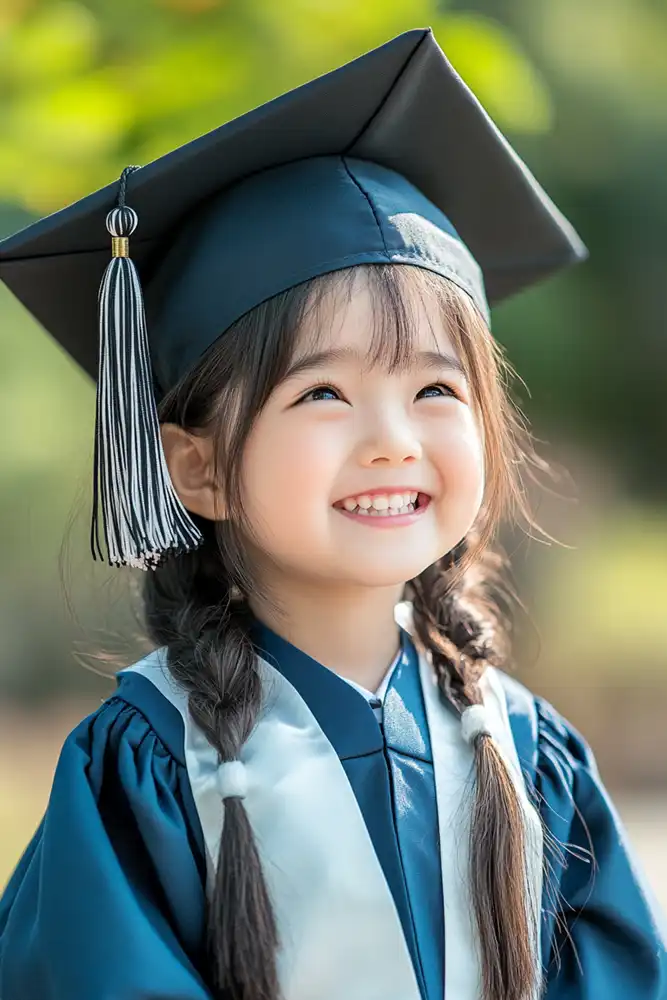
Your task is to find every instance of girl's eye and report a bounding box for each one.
[416,383,458,400]
[298,384,342,403]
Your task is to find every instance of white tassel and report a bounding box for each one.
[91,170,203,569]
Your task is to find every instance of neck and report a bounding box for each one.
[249,578,405,692]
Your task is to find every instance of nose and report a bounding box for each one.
[356,408,423,467]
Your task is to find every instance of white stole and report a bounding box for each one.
[123,641,542,1000]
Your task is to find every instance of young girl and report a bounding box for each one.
[0,27,665,1000]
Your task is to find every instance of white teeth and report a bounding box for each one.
[342,501,416,517]
[339,491,423,514]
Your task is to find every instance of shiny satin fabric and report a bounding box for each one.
[122,627,540,1000]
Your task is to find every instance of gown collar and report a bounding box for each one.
[250,621,430,762]
[342,650,400,709]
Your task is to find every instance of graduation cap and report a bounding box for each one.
[0,27,586,570]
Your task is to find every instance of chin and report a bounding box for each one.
[343,556,438,590]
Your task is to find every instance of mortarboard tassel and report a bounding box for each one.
[91,166,204,570]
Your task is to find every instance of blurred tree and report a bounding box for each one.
[489,0,667,496]
[0,0,551,212]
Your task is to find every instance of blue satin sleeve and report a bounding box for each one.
[0,696,211,999]
[536,699,667,999]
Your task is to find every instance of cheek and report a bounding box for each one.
[240,417,345,534]
[431,412,486,506]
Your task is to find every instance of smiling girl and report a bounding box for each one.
[1,28,665,1000]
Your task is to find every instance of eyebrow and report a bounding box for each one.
[282,346,467,382]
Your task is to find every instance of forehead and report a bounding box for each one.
[293,267,459,370]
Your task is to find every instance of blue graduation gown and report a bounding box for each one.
[0,682,211,998]
[503,677,667,998]
[1,632,666,999]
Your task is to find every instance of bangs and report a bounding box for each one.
[289,264,475,377]
[159,263,487,433]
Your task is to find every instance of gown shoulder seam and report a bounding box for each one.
[109,674,187,766]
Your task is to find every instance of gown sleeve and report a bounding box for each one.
[0,695,212,999]
[536,697,667,1000]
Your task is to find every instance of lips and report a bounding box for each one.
[333,489,430,518]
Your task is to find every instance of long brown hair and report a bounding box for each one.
[143,263,546,1000]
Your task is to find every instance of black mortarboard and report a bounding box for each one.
[0,27,587,569]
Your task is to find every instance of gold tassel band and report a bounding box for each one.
[111,236,130,258]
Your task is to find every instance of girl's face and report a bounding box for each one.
[239,276,486,591]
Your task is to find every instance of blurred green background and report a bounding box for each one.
[1,0,666,896]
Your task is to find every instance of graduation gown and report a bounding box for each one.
[1,623,666,999]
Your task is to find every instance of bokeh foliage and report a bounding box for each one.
[0,0,666,706]
[0,0,554,212]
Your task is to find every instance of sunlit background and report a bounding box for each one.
[1,0,666,904]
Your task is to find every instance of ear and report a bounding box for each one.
[160,423,227,521]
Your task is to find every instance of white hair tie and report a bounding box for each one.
[215,760,248,800]
[461,704,493,745]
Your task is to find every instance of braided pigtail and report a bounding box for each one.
[408,536,541,1000]
[143,518,280,1000]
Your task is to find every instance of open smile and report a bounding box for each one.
[332,488,431,526]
